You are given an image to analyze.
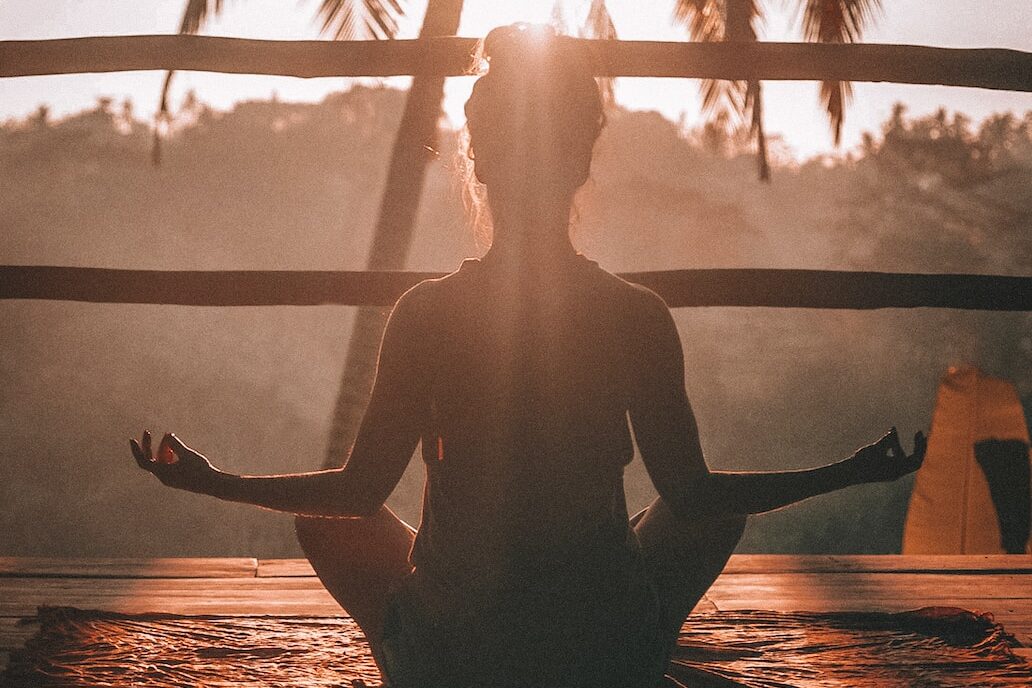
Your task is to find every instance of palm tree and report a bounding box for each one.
[673,0,883,180]
[156,0,463,469]
[322,0,463,468]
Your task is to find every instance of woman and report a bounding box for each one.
[131,25,926,688]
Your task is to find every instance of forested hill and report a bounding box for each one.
[2,87,1029,557]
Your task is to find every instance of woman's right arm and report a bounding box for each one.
[627,292,925,520]
[130,284,431,518]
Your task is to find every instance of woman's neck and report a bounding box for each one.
[482,189,578,269]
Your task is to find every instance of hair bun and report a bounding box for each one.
[483,23,563,75]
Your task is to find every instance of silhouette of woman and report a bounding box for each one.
[131,24,926,688]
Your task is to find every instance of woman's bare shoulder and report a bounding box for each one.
[592,265,671,318]
[390,258,477,318]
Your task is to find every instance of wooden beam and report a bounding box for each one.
[0,557,258,579]
[0,35,1029,92]
[2,265,1031,310]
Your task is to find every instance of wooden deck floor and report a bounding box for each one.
[2,554,1031,673]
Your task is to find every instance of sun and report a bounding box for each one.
[458,1,568,37]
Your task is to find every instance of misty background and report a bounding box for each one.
[2,87,1030,557]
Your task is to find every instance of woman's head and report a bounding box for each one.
[463,24,604,236]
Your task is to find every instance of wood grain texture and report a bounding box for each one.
[0,557,257,579]
[257,559,315,577]
[706,572,1032,602]
[0,577,343,617]
[2,554,1029,674]
[1,36,1029,92]
[721,554,1032,574]
[258,554,1032,577]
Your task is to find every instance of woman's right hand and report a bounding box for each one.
[130,430,221,496]
[850,427,927,484]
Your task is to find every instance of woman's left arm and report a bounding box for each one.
[706,427,927,515]
[130,285,431,517]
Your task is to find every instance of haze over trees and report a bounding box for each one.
[2,86,1029,557]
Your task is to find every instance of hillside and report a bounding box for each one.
[2,88,1029,556]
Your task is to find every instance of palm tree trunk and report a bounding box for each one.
[323,0,464,468]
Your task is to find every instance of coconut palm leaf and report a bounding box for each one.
[674,0,769,180]
[178,0,227,34]
[582,0,619,106]
[801,0,882,144]
[153,0,407,164]
[153,0,230,163]
[317,0,407,41]
[550,0,570,33]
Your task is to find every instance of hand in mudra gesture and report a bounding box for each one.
[130,430,220,495]
[852,427,927,483]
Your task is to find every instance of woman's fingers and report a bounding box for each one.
[130,438,152,471]
[158,433,177,464]
[142,430,153,461]
[165,433,190,459]
[887,426,906,460]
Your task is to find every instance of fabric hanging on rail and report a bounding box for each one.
[903,365,1032,554]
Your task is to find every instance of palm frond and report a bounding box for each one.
[154,0,407,165]
[155,1,231,165]
[582,0,618,106]
[673,0,723,44]
[317,0,407,40]
[550,0,570,34]
[584,0,617,40]
[800,0,881,144]
[674,0,769,180]
[178,0,226,34]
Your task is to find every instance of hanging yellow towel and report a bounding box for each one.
[903,366,1031,554]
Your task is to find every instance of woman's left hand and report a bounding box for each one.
[851,427,927,484]
[130,431,221,495]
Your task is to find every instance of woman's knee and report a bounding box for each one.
[714,512,747,542]
[296,511,415,577]
[688,511,746,559]
[635,499,745,567]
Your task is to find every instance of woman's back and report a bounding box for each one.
[413,255,644,577]
[383,255,667,687]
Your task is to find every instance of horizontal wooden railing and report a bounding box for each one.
[1,36,1029,91]
[2,265,1030,310]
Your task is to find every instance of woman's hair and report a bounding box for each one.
[461,24,605,246]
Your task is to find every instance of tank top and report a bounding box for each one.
[381,255,667,687]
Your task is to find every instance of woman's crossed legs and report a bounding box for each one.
[295,499,745,682]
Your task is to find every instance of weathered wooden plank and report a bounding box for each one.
[722,554,1032,574]
[5,555,1024,578]
[261,555,1032,578]
[0,557,257,579]
[707,595,1032,616]
[4,266,1032,311]
[0,577,344,617]
[707,572,1032,601]
[693,595,719,614]
[6,571,1027,615]
[2,558,1030,651]
[0,577,728,621]
[1,36,1029,92]
[257,559,314,577]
